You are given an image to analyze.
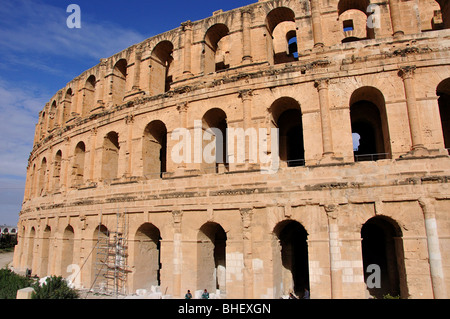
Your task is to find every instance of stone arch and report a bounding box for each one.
[269,97,304,167]
[202,108,228,173]
[39,225,51,277]
[265,7,297,65]
[38,157,47,196]
[30,163,36,198]
[204,23,230,73]
[112,59,128,106]
[143,120,167,179]
[62,88,72,124]
[101,131,120,181]
[49,100,58,131]
[437,78,450,150]
[197,222,227,294]
[350,86,391,161]
[132,223,162,290]
[26,227,36,272]
[60,225,74,278]
[53,150,62,191]
[39,111,46,139]
[273,220,310,298]
[337,0,374,42]
[361,215,408,299]
[82,75,96,116]
[150,40,174,95]
[73,141,86,186]
[91,224,110,288]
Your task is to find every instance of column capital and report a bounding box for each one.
[324,204,338,220]
[177,102,189,113]
[418,197,436,219]
[238,89,253,101]
[172,210,183,223]
[181,20,193,30]
[240,207,253,228]
[398,65,416,80]
[125,114,134,125]
[314,78,329,90]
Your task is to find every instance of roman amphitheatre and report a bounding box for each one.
[12,0,450,299]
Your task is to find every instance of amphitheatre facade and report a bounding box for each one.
[12,0,450,299]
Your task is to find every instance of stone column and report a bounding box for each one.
[325,204,342,299]
[242,9,253,63]
[176,102,189,170]
[310,0,324,48]
[419,198,447,299]
[388,0,404,37]
[182,21,193,76]
[240,208,253,299]
[125,115,134,177]
[88,128,97,182]
[399,66,426,152]
[132,49,142,91]
[172,210,183,298]
[315,78,334,158]
[238,90,253,165]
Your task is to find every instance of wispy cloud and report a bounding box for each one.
[0,1,149,225]
[0,0,147,62]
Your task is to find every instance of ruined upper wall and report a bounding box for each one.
[34,0,449,146]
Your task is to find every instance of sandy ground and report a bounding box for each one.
[0,251,14,269]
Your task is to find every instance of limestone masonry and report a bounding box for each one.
[13,0,450,299]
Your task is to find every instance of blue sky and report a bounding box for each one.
[0,0,255,226]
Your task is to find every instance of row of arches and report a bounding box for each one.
[36,0,450,140]
[18,215,407,298]
[28,78,450,197]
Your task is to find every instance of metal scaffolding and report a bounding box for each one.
[92,211,129,297]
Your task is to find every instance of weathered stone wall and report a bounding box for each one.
[14,0,450,299]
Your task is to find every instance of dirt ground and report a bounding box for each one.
[0,251,14,269]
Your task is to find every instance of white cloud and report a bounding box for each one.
[0,0,147,58]
[0,80,45,177]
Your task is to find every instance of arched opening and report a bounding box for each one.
[265,7,297,65]
[49,100,57,131]
[38,157,47,196]
[133,223,162,290]
[361,216,408,299]
[112,59,127,106]
[40,112,46,139]
[421,0,449,31]
[337,0,374,43]
[270,97,305,167]
[91,225,109,288]
[437,0,450,29]
[73,142,86,186]
[60,225,74,278]
[273,220,309,298]
[53,150,62,191]
[437,78,450,150]
[101,132,120,181]
[30,164,36,198]
[204,24,230,73]
[82,75,96,116]
[40,225,51,277]
[62,88,72,124]
[150,41,174,95]
[143,121,167,179]
[202,108,228,173]
[197,222,227,295]
[26,227,36,273]
[350,87,391,161]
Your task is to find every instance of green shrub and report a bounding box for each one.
[383,293,401,299]
[32,276,79,299]
[0,268,34,299]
